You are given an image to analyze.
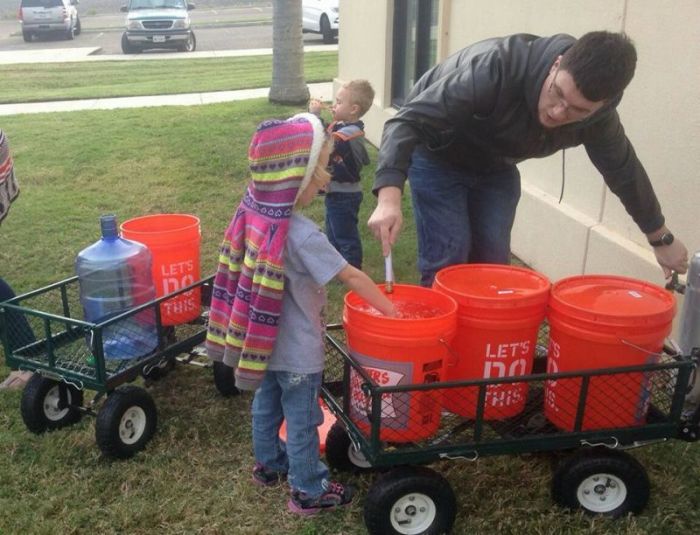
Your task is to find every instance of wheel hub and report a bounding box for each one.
[44,385,70,421]
[390,493,437,535]
[119,407,147,445]
[577,473,627,513]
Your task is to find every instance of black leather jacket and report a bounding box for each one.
[374,33,664,233]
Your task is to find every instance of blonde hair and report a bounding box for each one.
[343,79,375,117]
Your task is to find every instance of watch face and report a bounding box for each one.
[662,233,674,245]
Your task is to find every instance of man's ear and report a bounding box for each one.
[551,55,563,73]
[351,103,361,117]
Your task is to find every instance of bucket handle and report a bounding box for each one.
[620,338,678,359]
[439,338,460,366]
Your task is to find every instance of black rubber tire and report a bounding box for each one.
[95,386,157,459]
[179,32,196,52]
[74,16,81,36]
[121,33,136,54]
[320,14,334,44]
[552,449,650,518]
[20,375,84,434]
[325,422,373,473]
[65,22,75,40]
[22,30,32,42]
[213,361,239,397]
[364,466,456,535]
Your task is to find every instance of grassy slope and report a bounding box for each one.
[0,52,337,104]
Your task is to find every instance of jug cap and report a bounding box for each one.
[100,214,118,239]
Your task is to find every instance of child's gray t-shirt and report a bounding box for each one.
[268,212,348,373]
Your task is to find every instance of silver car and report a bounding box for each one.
[18,0,82,42]
[120,0,196,54]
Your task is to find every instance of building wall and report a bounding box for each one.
[337,0,700,293]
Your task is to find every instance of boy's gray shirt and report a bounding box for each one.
[268,212,348,373]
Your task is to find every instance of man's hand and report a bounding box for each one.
[654,239,689,278]
[368,186,403,257]
[647,226,689,278]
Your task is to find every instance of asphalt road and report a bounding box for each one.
[0,4,330,55]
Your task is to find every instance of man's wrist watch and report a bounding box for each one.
[648,232,674,247]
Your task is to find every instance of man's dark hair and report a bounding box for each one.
[560,31,637,102]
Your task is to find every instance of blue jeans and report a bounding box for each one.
[325,191,363,269]
[0,277,35,355]
[409,147,521,286]
[252,370,328,497]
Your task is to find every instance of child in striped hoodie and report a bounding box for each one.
[206,113,395,515]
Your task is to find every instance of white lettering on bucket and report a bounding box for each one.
[545,339,561,411]
[162,273,196,295]
[350,366,404,417]
[161,260,194,276]
[485,341,531,359]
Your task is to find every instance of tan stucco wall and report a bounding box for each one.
[336,0,700,293]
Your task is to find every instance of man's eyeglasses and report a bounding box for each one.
[548,67,595,121]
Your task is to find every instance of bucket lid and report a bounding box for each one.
[550,275,676,326]
[433,264,550,309]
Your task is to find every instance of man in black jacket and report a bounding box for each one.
[368,31,688,286]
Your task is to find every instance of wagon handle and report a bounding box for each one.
[439,451,479,462]
[581,437,619,449]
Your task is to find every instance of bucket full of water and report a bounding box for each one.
[544,275,676,431]
[121,214,201,326]
[344,284,457,443]
[433,264,550,419]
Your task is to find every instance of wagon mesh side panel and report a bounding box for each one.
[322,327,684,458]
[1,278,212,383]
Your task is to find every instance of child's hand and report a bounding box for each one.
[308,98,325,115]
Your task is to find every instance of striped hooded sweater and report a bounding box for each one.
[206,114,326,391]
[0,129,20,225]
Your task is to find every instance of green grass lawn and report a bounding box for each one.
[0,51,337,104]
[1,97,699,534]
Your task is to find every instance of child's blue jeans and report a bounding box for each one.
[408,147,521,286]
[252,370,328,497]
[325,191,363,269]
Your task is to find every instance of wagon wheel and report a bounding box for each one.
[325,422,373,473]
[364,466,456,535]
[95,386,157,459]
[20,375,84,433]
[551,448,650,518]
[213,361,239,397]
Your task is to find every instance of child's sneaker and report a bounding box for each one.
[287,481,355,516]
[252,462,286,487]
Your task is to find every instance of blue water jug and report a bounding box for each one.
[76,215,158,360]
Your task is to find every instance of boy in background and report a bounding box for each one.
[206,114,395,515]
[310,80,375,269]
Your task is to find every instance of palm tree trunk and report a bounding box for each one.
[269,0,310,105]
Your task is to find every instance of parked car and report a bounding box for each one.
[18,0,81,42]
[302,0,338,44]
[120,0,196,54]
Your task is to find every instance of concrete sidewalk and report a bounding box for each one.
[0,82,334,116]
[0,44,337,65]
[0,44,337,116]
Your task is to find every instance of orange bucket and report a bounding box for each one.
[343,284,457,443]
[545,275,676,431]
[121,214,201,326]
[279,398,337,454]
[433,264,550,419]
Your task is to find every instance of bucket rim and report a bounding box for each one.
[549,274,676,326]
[433,263,551,305]
[121,213,201,234]
[344,283,458,322]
